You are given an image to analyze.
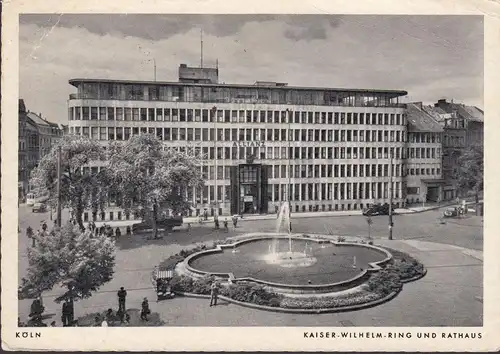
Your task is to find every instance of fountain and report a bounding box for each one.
[263,202,317,268]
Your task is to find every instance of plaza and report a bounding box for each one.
[18,203,483,327]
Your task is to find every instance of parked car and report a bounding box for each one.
[32,202,47,213]
[443,207,460,218]
[132,216,183,233]
[362,203,397,216]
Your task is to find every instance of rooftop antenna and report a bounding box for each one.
[200,29,203,68]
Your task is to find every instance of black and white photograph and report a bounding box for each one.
[2,1,498,351]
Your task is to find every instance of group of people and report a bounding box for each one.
[212,215,239,232]
[115,287,151,323]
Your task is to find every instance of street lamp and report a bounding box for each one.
[211,106,218,217]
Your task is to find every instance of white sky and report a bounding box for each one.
[19,14,484,124]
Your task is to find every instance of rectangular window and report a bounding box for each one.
[107,107,114,120]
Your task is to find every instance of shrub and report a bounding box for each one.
[367,269,402,295]
[337,236,346,242]
[280,291,380,309]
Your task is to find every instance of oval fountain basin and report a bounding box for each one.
[187,237,389,287]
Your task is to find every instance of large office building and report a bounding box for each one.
[67,64,409,218]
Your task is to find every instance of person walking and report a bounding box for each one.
[209,280,219,307]
[223,218,228,232]
[61,300,70,327]
[117,287,127,312]
[140,298,150,321]
[232,215,238,228]
[115,227,121,239]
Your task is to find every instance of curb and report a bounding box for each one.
[175,290,400,314]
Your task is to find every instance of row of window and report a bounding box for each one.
[406,167,441,176]
[74,82,404,107]
[408,132,442,144]
[69,106,406,126]
[184,182,403,204]
[203,163,406,179]
[407,147,441,159]
[69,126,407,143]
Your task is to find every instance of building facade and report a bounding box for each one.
[18,99,66,199]
[424,99,484,200]
[405,103,444,204]
[67,64,409,217]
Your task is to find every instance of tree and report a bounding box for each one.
[30,135,109,231]
[19,223,115,312]
[108,134,204,239]
[454,144,483,215]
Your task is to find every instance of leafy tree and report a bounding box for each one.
[30,135,108,231]
[19,223,115,311]
[108,134,204,239]
[454,144,483,215]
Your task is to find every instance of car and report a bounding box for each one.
[32,202,47,213]
[132,216,184,233]
[443,207,460,218]
[362,203,397,216]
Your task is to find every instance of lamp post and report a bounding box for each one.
[388,150,394,240]
[211,106,218,217]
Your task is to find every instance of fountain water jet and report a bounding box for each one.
[264,202,317,268]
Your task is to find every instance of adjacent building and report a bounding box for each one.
[67,63,409,218]
[404,103,444,205]
[423,99,484,200]
[18,99,66,200]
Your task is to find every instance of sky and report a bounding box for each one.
[19,14,484,124]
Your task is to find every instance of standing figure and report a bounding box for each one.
[41,221,47,232]
[117,287,127,312]
[209,280,219,307]
[140,298,150,321]
[126,226,131,236]
[223,219,228,232]
[61,300,70,327]
[115,227,121,239]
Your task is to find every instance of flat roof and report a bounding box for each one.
[69,78,408,97]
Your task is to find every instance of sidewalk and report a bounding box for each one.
[82,199,483,229]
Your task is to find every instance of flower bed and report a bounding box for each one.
[159,237,425,311]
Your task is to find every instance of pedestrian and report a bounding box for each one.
[115,227,121,239]
[223,219,228,232]
[94,315,101,327]
[117,287,127,312]
[41,221,47,232]
[61,301,70,327]
[187,223,191,232]
[29,296,44,322]
[209,280,219,307]
[140,298,150,321]
[232,215,238,228]
[126,226,131,236]
[214,218,219,230]
[204,209,208,221]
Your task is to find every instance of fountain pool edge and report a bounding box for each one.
[182,234,393,295]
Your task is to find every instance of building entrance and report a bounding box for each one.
[230,163,269,215]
